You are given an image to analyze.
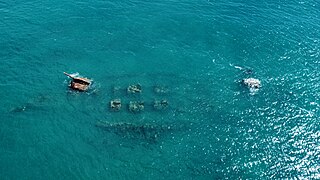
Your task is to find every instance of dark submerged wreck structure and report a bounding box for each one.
[95,121,176,143]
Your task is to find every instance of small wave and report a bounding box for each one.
[230,63,245,71]
[69,72,79,77]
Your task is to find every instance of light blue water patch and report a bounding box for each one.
[0,0,319,179]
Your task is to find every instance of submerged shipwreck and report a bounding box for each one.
[109,99,169,112]
[96,121,175,142]
[62,74,170,113]
[64,72,92,91]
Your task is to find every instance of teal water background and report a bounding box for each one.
[0,0,319,179]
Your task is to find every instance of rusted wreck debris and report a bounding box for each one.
[64,72,92,91]
[154,85,169,94]
[127,84,142,94]
[153,100,169,110]
[110,99,121,111]
[128,101,144,113]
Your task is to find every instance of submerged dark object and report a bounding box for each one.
[153,100,169,110]
[10,105,27,113]
[110,99,121,111]
[128,101,144,113]
[96,121,173,142]
[127,84,142,94]
[9,94,50,113]
[64,72,92,91]
[244,69,253,75]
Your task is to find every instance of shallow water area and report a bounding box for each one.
[0,0,319,179]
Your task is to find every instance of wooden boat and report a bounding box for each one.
[63,72,92,91]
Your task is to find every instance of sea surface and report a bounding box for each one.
[0,0,319,179]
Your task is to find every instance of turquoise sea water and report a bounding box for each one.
[0,0,319,179]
